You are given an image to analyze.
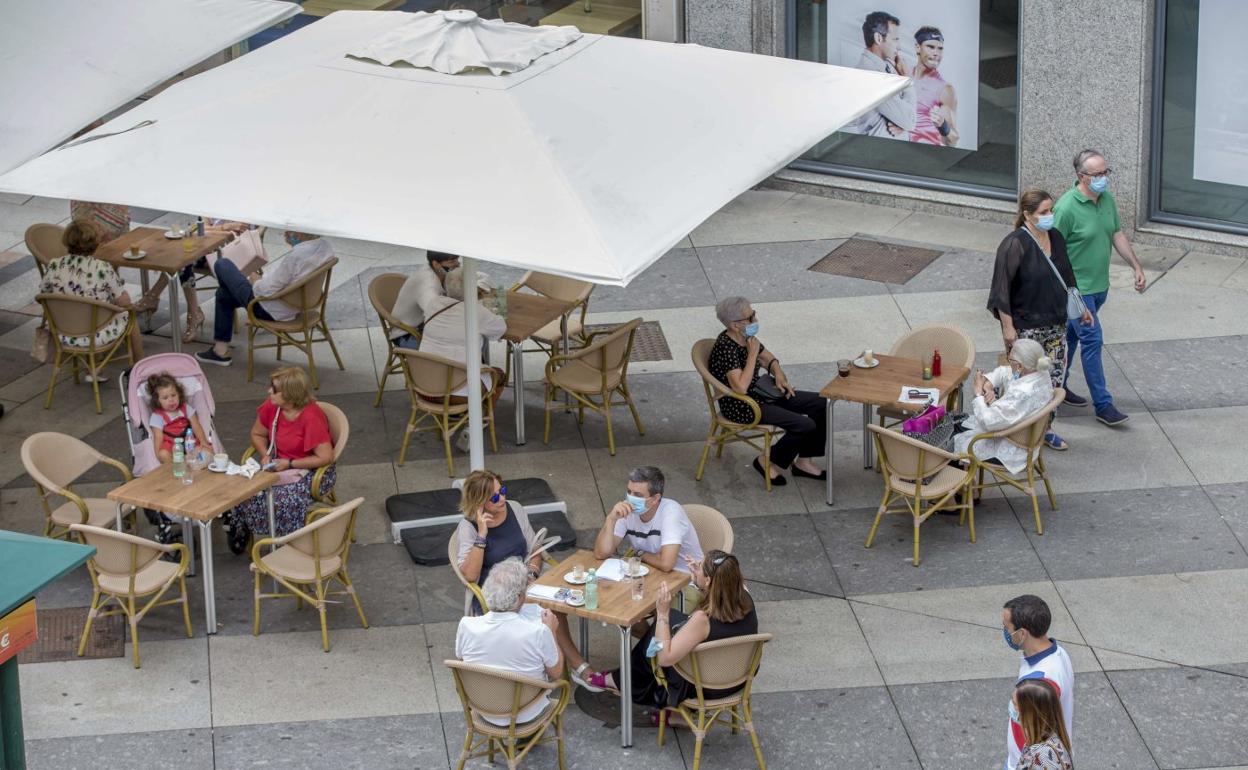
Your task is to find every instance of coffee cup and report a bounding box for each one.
[863,348,875,365]
[568,589,584,604]
[570,564,585,581]
[128,244,141,257]
[212,453,229,470]
[838,359,851,376]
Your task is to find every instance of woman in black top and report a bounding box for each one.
[585,550,759,709]
[988,189,1094,451]
[706,296,827,487]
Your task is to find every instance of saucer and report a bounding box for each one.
[164,230,183,239]
[853,357,879,369]
[625,564,650,578]
[208,463,229,473]
[564,572,589,585]
[565,597,586,607]
[122,250,146,260]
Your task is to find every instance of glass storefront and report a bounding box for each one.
[787,0,1019,196]
[1153,0,1248,234]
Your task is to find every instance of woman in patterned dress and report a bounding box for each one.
[39,220,145,373]
[1012,679,1074,770]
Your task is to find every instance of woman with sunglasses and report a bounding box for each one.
[455,470,544,611]
[708,296,827,487]
[583,550,758,711]
[226,366,335,553]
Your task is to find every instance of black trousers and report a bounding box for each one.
[758,389,827,469]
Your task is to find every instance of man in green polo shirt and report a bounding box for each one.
[1052,149,1146,427]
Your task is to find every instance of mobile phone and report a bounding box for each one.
[554,588,570,602]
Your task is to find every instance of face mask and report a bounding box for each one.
[743,322,760,338]
[1089,175,1109,193]
[1008,700,1020,723]
[1035,214,1055,231]
[625,493,648,514]
[1011,369,1021,381]
[1003,626,1023,651]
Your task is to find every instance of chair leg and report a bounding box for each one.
[1038,456,1058,510]
[180,576,193,638]
[340,570,369,629]
[77,591,101,657]
[374,354,392,407]
[761,440,773,492]
[692,732,706,770]
[397,407,416,466]
[253,568,263,636]
[442,421,456,478]
[604,403,616,456]
[89,356,103,414]
[543,384,554,446]
[621,383,645,435]
[556,714,567,770]
[695,439,713,481]
[316,580,330,652]
[44,350,63,409]
[130,616,141,669]
[656,708,668,746]
[305,329,320,389]
[911,498,923,567]
[865,488,890,548]
[966,487,976,544]
[745,700,766,770]
[322,322,345,371]
[486,399,498,453]
[455,727,472,770]
[1027,467,1044,535]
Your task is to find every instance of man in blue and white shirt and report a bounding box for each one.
[1002,594,1074,770]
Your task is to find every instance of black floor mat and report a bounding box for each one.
[386,477,577,565]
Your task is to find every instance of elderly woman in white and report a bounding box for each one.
[952,339,1054,474]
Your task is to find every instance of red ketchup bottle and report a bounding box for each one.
[932,348,942,377]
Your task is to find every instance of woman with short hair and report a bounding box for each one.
[226,366,336,552]
[953,339,1055,473]
[708,296,826,486]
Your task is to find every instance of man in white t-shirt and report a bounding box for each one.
[593,466,703,573]
[1002,594,1074,770]
[455,558,563,726]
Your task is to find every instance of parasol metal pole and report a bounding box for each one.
[463,257,486,471]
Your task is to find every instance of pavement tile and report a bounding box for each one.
[1155,405,1248,486]
[1107,336,1248,411]
[884,211,1011,254]
[17,637,211,739]
[730,512,843,601]
[1019,485,1248,581]
[26,727,215,770]
[209,625,439,726]
[1166,251,1248,287]
[753,598,881,692]
[1107,664,1248,770]
[1205,481,1248,550]
[214,713,451,769]
[888,247,998,294]
[1057,569,1248,668]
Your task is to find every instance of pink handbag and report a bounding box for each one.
[902,404,946,435]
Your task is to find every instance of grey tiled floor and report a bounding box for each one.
[2,190,1247,769]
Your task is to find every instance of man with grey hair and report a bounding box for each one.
[454,557,563,726]
[1052,149,1145,427]
[594,466,703,573]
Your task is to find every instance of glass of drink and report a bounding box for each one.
[182,227,195,253]
[571,564,585,581]
[628,555,641,577]
[631,575,644,601]
[838,359,851,377]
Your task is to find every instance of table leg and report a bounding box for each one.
[618,625,633,748]
[578,616,589,659]
[862,403,874,469]
[512,340,526,445]
[825,398,835,505]
[167,274,182,353]
[139,269,155,333]
[197,520,217,634]
[266,488,278,592]
[183,517,196,577]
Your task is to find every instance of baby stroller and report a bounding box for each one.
[119,353,227,543]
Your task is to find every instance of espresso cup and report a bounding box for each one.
[863,348,875,365]
[838,359,851,376]
[568,589,584,603]
[212,453,229,470]
[128,244,141,257]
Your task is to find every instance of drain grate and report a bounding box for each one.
[584,320,672,362]
[809,237,943,284]
[17,606,125,663]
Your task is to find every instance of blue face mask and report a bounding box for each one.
[1003,626,1022,651]
[625,493,648,514]
[1089,175,1109,193]
[1011,369,1021,381]
[1035,214,1055,231]
[743,322,760,338]
[1008,699,1020,723]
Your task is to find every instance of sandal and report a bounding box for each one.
[571,662,606,692]
[130,290,162,314]
[1043,431,1069,451]
[182,309,205,344]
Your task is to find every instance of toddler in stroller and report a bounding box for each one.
[120,353,227,543]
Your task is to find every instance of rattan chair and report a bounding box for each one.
[866,424,975,567]
[691,338,783,491]
[311,402,349,505]
[969,389,1065,535]
[250,497,369,652]
[21,432,137,540]
[37,292,136,413]
[879,324,976,426]
[654,632,772,770]
[448,528,490,615]
[24,223,67,277]
[510,271,593,357]
[445,659,571,770]
[542,317,644,455]
[684,504,734,554]
[246,256,343,389]
[70,523,192,669]
[368,272,422,407]
[395,348,499,475]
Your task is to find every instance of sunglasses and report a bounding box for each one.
[490,485,507,504]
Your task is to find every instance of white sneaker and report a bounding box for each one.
[84,372,109,383]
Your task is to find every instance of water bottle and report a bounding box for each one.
[184,430,199,468]
[172,438,188,484]
[585,569,599,611]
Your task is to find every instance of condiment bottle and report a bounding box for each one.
[932,348,942,377]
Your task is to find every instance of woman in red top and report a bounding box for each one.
[227,366,335,553]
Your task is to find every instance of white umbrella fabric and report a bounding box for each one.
[0,9,907,468]
[0,0,299,176]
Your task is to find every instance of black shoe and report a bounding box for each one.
[752,458,786,486]
[227,520,250,555]
[791,465,827,480]
[196,348,232,367]
[1096,405,1130,426]
[155,520,181,545]
[1063,390,1089,407]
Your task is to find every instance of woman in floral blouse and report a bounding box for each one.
[1013,679,1074,769]
[39,220,144,373]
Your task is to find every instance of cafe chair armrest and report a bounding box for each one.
[306,506,334,525]
[97,454,135,483]
[250,535,281,563]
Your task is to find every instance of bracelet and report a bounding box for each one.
[473,536,488,547]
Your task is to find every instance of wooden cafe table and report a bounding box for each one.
[527,549,690,748]
[819,354,969,505]
[108,466,277,634]
[501,291,577,445]
[95,226,233,352]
